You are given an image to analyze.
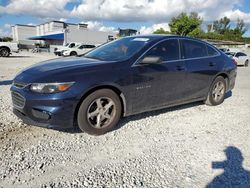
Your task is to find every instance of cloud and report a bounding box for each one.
[4,23,11,29]
[59,18,68,22]
[0,28,11,37]
[0,0,250,24]
[139,23,170,34]
[71,0,247,22]
[84,21,118,33]
[0,0,73,18]
[223,9,250,23]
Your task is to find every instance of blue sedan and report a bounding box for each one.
[11,35,237,135]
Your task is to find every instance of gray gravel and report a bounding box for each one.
[0,52,250,188]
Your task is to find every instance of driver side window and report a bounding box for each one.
[144,39,180,61]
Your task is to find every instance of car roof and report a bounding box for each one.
[125,34,208,43]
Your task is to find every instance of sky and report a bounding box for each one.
[0,0,250,37]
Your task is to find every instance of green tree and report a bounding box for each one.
[234,18,248,36]
[213,16,231,34]
[0,37,13,42]
[153,28,171,34]
[168,12,202,36]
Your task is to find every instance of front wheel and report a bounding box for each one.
[70,51,77,56]
[205,76,226,106]
[77,89,122,135]
[0,48,10,57]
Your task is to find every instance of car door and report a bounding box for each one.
[130,39,188,114]
[180,39,220,100]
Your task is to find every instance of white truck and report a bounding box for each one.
[0,42,19,57]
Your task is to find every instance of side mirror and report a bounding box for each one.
[140,56,162,64]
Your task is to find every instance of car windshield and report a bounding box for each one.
[84,37,151,61]
[73,44,81,48]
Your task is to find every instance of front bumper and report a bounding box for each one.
[54,51,62,56]
[10,86,78,130]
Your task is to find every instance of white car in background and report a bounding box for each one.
[62,44,96,56]
[54,42,81,56]
[225,51,249,67]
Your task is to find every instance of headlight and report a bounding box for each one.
[30,82,74,93]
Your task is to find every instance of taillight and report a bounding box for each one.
[232,59,237,66]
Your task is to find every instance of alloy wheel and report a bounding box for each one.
[87,97,116,129]
[212,81,225,102]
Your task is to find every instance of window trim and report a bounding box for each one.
[132,38,182,67]
[133,37,221,67]
[180,38,220,60]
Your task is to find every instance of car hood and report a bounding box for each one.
[22,56,107,75]
[14,56,114,83]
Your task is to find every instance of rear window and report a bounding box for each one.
[181,39,207,58]
[235,52,247,57]
[207,45,219,56]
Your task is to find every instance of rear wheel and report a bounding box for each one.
[0,48,10,57]
[205,76,226,106]
[77,89,122,135]
[70,51,77,56]
[245,60,249,67]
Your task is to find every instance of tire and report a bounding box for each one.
[77,89,122,135]
[205,76,226,106]
[70,51,77,56]
[0,47,10,57]
[245,60,249,67]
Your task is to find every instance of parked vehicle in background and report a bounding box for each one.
[225,51,249,67]
[219,48,229,53]
[54,42,80,56]
[62,44,96,56]
[11,35,237,135]
[0,42,19,57]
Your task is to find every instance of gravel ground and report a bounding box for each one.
[0,51,250,188]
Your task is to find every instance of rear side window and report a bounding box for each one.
[145,39,180,61]
[236,52,247,57]
[86,45,96,48]
[207,45,219,56]
[181,39,207,58]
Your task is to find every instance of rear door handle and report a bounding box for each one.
[176,65,185,71]
[209,62,216,67]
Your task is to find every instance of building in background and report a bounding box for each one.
[11,21,116,49]
[12,24,36,47]
[118,28,138,37]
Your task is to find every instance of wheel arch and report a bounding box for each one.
[73,84,126,127]
[70,51,77,56]
[0,46,11,52]
[213,72,230,91]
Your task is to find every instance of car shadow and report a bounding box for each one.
[206,146,250,188]
[0,80,13,86]
[63,101,204,134]
[55,91,233,134]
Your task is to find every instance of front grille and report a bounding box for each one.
[13,81,28,89]
[11,92,25,108]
